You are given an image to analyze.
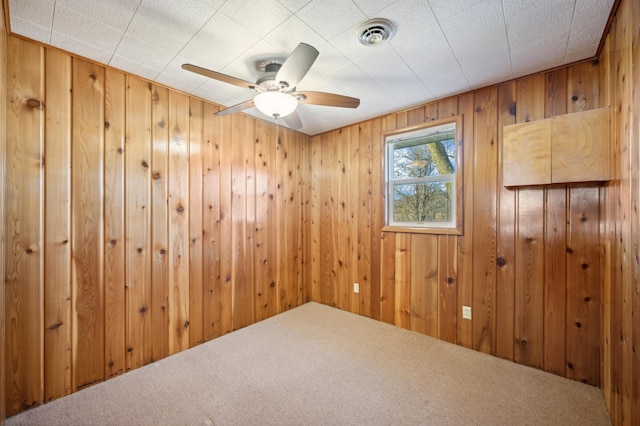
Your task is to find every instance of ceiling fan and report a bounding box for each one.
[182,43,360,129]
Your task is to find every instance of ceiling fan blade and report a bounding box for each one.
[283,110,303,130]
[215,99,255,116]
[275,43,319,89]
[182,63,255,90]
[294,91,360,109]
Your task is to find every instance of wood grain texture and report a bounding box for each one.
[309,135,321,305]
[125,76,152,371]
[104,68,126,379]
[410,234,438,336]
[543,69,568,377]
[0,7,7,421]
[71,58,105,391]
[168,91,190,354]
[4,36,44,417]
[357,122,372,317]
[202,102,221,341]
[496,82,516,361]
[2,36,311,418]
[230,113,253,329]
[437,235,457,343]
[188,98,204,346]
[551,108,610,183]
[502,119,551,186]
[513,75,545,369]
[566,186,601,386]
[394,233,411,329]
[629,1,640,423]
[472,87,498,355]
[218,115,233,335]
[150,85,169,361]
[456,93,474,349]
[43,48,71,401]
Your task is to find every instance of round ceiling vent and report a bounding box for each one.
[356,18,397,46]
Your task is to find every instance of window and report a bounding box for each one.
[383,116,463,234]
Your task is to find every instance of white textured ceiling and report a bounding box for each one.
[8,0,615,135]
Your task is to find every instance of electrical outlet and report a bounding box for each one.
[462,306,472,320]
[353,283,360,294]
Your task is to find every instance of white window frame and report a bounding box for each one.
[382,116,464,235]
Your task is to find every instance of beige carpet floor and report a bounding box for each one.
[6,302,611,425]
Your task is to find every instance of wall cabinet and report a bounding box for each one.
[502,107,610,186]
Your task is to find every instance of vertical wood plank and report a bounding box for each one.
[379,231,396,324]
[230,114,252,328]
[43,48,72,401]
[436,99,458,344]
[545,187,567,375]
[370,118,384,321]
[188,98,204,346]
[357,121,372,317]
[496,82,516,361]
[0,8,7,421]
[394,233,411,329]
[71,58,105,391]
[438,235,457,343]
[168,91,190,354]
[202,103,221,341]
[336,128,351,311]
[456,93,475,349]
[610,9,626,421]
[255,120,277,320]
[629,0,640,421]
[277,129,295,312]
[309,135,321,304]
[568,60,600,113]
[150,85,169,361]
[472,87,498,355]
[125,76,152,371]
[513,75,545,369]
[410,234,438,337]
[320,131,336,307]
[349,124,360,314]
[218,115,233,334]
[5,37,44,416]
[104,68,126,379]
[543,68,568,377]
[566,187,601,386]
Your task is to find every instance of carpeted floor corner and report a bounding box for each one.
[6,302,611,425]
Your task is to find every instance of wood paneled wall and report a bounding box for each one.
[599,0,640,424]
[309,64,604,385]
[0,0,7,422]
[2,36,309,417]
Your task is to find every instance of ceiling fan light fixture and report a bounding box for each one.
[254,91,298,119]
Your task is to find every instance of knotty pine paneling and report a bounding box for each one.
[5,37,44,415]
[599,0,640,424]
[2,36,308,418]
[309,62,606,387]
[0,3,7,421]
[43,48,72,401]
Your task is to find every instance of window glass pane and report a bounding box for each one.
[392,135,455,180]
[392,181,453,223]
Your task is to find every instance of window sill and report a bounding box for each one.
[382,225,463,236]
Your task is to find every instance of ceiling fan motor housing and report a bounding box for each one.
[256,62,291,92]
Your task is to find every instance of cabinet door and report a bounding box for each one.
[502,119,551,186]
[551,107,610,183]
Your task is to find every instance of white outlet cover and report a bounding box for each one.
[353,283,359,293]
[462,306,472,320]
